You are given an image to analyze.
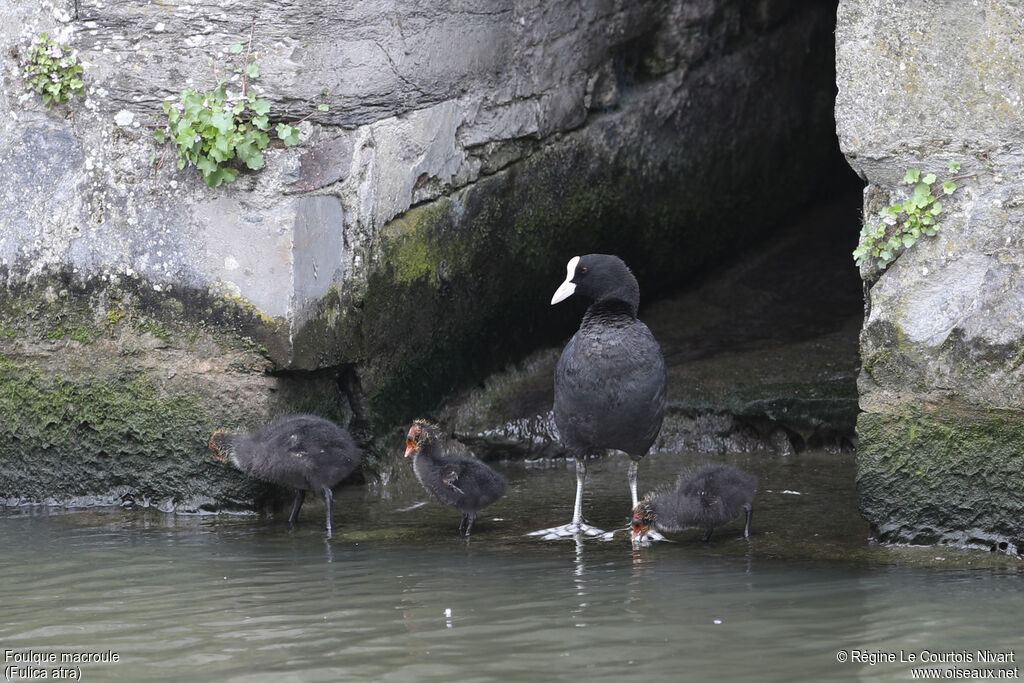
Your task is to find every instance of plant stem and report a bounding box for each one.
[242,14,256,97]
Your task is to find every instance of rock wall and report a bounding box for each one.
[0,0,839,506]
[837,0,1024,552]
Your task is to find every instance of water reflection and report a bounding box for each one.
[2,450,1022,682]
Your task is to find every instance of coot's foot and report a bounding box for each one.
[527,522,608,540]
[631,529,669,547]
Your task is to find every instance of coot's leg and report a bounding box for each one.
[322,486,334,538]
[458,514,467,536]
[743,503,753,538]
[570,454,587,530]
[627,460,639,508]
[288,490,306,525]
[464,513,477,537]
[626,455,665,543]
[527,453,607,539]
[702,527,714,543]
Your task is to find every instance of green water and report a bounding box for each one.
[1,450,1020,682]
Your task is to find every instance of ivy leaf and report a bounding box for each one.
[230,43,244,54]
[204,166,238,187]
[317,103,330,112]
[276,123,299,146]
[948,161,961,173]
[911,181,931,209]
[174,125,197,148]
[210,111,234,135]
[942,180,957,195]
[196,156,219,179]
[252,114,269,130]
[251,98,271,116]
[237,141,265,170]
[904,168,921,184]
[902,234,916,248]
[922,173,937,185]
[211,135,233,161]
[245,63,259,79]
[153,128,166,144]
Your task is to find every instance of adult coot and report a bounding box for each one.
[404,419,507,537]
[532,254,667,539]
[208,414,362,537]
[631,464,756,544]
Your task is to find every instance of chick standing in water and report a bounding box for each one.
[209,414,362,538]
[631,464,756,545]
[404,419,507,537]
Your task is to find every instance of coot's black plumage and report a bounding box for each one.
[534,254,667,539]
[631,464,756,544]
[405,419,507,537]
[209,414,362,537]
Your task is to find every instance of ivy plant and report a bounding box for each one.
[154,36,328,187]
[20,32,85,107]
[853,162,961,272]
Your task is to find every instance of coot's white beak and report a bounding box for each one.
[551,256,580,305]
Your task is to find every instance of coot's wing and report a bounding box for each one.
[442,469,465,495]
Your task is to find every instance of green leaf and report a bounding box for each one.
[252,114,269,130]
[902,234,916,248]
[948,161,961,173]
[203,166,238,187]
[237,142,265,170]
[317,103,330,112]
[230,43,244,54]
[904,168,920,184]
[276,123,299,146]
[922,173,936,185]
[942,180,957,195]
[174,126,197,147]
[211,135,233,161]
[251,98,271,116]
[196,156,218,178]
[153,128,166,144]
[210,111,234,135]
[930,201,943,215]
[245,63,259,78]
[911,181,931,209]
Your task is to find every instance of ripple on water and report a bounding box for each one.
[2,451,1022,682]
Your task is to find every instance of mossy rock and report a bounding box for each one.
[0,275,352,508]
[856,406,1024,553]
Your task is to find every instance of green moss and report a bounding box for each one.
[0,354,267,506]
[857,406,1024,552]
[384,201,449,287]
[0,276,328,506]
